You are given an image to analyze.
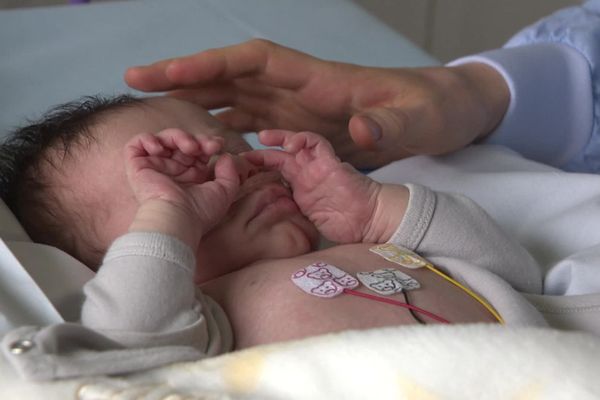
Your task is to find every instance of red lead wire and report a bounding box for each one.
[343,289,451,324]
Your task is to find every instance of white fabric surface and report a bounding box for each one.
[370,144,600,296]
[0,0,437,139]
[1,324,599,399]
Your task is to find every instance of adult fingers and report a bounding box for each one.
[167,84,238,110]
[124,58,178,92]
[125,40,270,93]
[215,109,263,133]
[349,107,426,157]
[125,39,315,92]
[350,103,454,156]
[349,108,405,149]
[165,39,313,88]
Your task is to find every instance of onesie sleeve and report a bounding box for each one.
[448,1,600,173]
[389,184,547,326]
[0,232,232,381]
[81,232,219,348]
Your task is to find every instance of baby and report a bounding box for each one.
[0,95,546,380]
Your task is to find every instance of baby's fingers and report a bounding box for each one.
[258,129,335,156]
[243,149,298,177]
[156,128,224,158]
[213,154,241,200]
[131,155,190,177]
[126,133,171,159]
[257,129,300,151]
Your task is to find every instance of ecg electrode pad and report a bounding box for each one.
[356,268,420,296]
[291,262,359,298]
[369,243,430,269]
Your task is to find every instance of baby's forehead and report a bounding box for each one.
[94,97,251,154]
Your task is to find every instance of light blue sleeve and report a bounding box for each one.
[449,1,600,173]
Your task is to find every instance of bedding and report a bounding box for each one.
[1,324,599,399]
[1,0,600,397]
[0,0,436,138]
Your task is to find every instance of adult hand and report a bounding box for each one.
[126,40,509,169]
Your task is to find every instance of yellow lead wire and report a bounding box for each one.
[424,264,505,324]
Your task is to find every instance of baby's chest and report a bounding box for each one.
[202,244,470,349]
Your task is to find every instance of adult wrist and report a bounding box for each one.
[448,43,593,167]
[448,62,510,140]
[129,199,202,249]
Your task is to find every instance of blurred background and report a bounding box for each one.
[0,0,581,62]
[353,0,580,61]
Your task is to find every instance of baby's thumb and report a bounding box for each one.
[214,154,241,200]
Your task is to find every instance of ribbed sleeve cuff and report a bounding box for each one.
[388,184,436,251]
[105,232,196,274]
[448,43,593,167]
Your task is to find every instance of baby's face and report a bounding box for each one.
[60,96,319,280]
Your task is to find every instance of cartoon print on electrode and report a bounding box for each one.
[371,279,402,293]
[357,268,420,296]
[311,281,341,297]
[335,274,359,287]
[307,266,334,280]
[291,262,359,298]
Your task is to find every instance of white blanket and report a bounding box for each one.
[2,2,599,398]
[1,324,599,399]
[370,145,600,297]
[2,146,600,398]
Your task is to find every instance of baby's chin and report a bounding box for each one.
[193,228,316,285]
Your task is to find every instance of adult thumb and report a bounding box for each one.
[349,107,410,151]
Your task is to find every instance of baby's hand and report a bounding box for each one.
[244,130,382,243]
[125,128,245,242]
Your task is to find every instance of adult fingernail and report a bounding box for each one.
[363,116,382,142]
[165,62,178,79]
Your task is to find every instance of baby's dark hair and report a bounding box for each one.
[0,94,143,268]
